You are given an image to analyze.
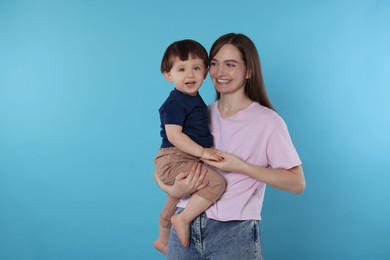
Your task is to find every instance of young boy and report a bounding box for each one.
[153,39,226,255]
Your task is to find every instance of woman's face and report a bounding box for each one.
[209,44,249,95]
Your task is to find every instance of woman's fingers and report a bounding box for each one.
[187,163,201,185]
[188,163,208,191]
[172,163,209,196]
[186,163,199,184]
[175,170,190,181]
[195,168,208,190]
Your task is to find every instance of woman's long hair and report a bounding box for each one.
[209,33,274,111]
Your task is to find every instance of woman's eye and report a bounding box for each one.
[227,63,235,67]
[210,61,216,66]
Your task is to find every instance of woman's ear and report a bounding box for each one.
[163,71,173,82]
[246,69,252,79]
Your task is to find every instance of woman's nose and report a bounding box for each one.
[216,66,225,77]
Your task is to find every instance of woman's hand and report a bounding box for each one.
[154,162,209,198]
[201,150,246,173]
[200,148,224,162]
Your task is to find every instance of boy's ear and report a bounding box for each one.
[204,68,209,79]
[163,72,173,82]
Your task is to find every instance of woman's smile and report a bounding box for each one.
[216,79,231,83]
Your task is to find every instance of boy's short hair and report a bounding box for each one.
[161,39,208,73]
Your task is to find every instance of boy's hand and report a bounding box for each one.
[200,148,224,162]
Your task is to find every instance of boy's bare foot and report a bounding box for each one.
[154,225,170,255]
[171,214,190,248]
[153,239,167,255]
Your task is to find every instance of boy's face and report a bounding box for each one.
[163,55,208,96]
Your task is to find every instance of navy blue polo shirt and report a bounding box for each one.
[159,89,213,148]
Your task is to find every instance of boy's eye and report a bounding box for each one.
[178,68,185,72]
[194,66,201,71]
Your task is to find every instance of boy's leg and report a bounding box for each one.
[171,194,213,248]
[166,208,205,260]
[154,195,179,255]
[171,168,226,248]
[154,225,170,255]
[160,194,178,227]
[195,166,226,204]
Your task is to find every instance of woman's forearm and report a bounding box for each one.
[241,163,305,194]
[202,151,306,194]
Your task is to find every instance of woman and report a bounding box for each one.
[155,33,305,259]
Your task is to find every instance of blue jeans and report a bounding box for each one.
[166,208,264,260]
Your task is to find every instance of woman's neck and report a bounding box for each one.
[218,93,253,118]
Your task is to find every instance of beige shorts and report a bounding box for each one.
[154,147,226,203]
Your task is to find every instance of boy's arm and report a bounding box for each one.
[165,124,204,157]
[165,124,223,161]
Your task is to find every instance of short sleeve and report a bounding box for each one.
[160,100,186,126]
[266,116,301,169]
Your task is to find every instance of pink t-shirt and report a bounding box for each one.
[177,101,302,221]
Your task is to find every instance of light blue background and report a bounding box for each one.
[1,0,389,259]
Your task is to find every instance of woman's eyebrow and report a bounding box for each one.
[211,59,239,63]
[223,59,239,64]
